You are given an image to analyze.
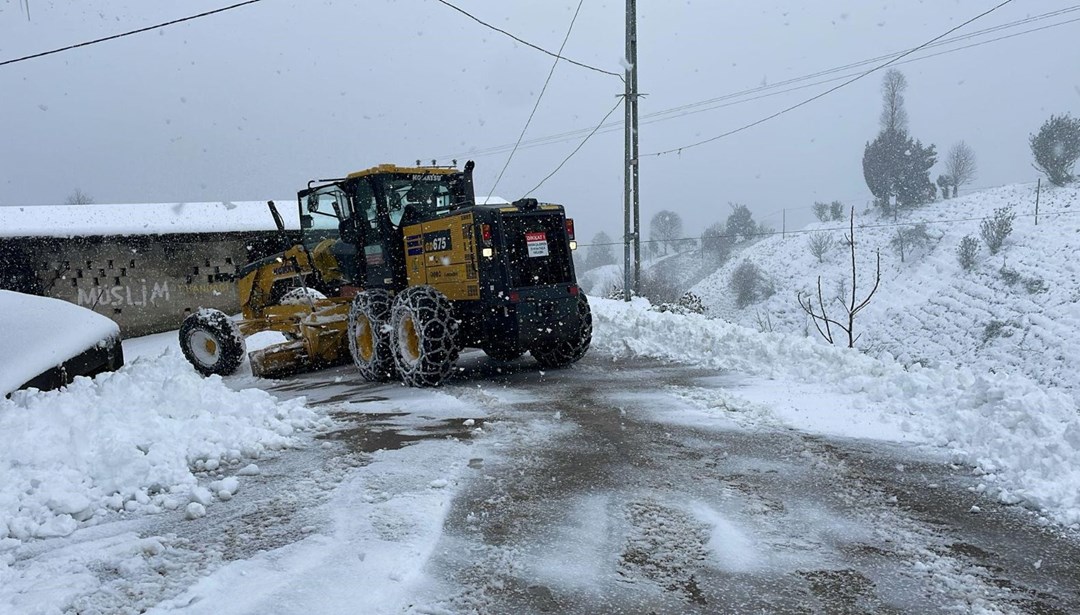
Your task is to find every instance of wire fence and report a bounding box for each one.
[575,181,1074,248]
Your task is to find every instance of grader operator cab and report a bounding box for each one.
[178,161,591,387]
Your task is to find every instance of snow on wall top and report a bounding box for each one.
[0,196,511,238]
[0,290,121,396]
[0,201,299,238]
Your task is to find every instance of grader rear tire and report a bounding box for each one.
[348,289,397,382]
[531,294,592,369]
[390,286,460,387]
[179,308,246,376]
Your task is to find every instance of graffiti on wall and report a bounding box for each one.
[76,280,171,308]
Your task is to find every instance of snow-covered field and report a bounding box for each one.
[692,182,1080,406]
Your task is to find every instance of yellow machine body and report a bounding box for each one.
[232,242,352,378]
[403,212,481,301]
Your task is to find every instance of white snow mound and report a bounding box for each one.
[0,349,327,543]
[590,297,1080,526]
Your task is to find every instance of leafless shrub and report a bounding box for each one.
[807,231,834,263]
[638,267,682,305]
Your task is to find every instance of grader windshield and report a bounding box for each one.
[372,171,473,228]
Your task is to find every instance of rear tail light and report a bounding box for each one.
[509,291,520,303]
[565,218,576,240]
[568,285,579,296]
[480,223,492,245]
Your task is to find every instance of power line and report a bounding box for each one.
[441,1,1072,161]
[525,98,623,197]
[634,15,1080,132]
[431,0,620,78]
[646,6,1080,121]
[645,0,1017,157]
[488,0,586,201]
[0,0,264,68]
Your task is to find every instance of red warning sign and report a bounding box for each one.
[525,232,548,257]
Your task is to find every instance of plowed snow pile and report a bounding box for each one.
[0,349,329,545]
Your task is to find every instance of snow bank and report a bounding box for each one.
[691,182,1080,405]
[0,290,121,397]
[590,297,1080,526]
[0,349,329,545]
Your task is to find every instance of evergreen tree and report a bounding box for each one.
[861,70,937,213]
[894,138,937,207]
[1030,114,1080,186]
[725,203,757,242]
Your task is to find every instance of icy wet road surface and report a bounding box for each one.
[403,355,1080,614]
[26,352,1080,614]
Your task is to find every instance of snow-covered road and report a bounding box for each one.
[99,354,1080,614]
[6,298,1080,614]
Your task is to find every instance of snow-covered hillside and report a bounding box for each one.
[690,183,1080,405]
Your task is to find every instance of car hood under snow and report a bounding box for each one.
[0,290,121,396]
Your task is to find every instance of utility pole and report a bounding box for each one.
[622,0,640,300]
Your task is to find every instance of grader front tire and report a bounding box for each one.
[179,308,247,376]
[348,289,397,382]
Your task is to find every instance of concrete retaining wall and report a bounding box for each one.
[0,232,292,337]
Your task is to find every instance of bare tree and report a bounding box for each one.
[797,207,881,349]
[649,210,683,255]
[879,69,908,135]
[65,189,94,205]
[945,141,977,196]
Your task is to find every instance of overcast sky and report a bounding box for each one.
[2,0,1078,243]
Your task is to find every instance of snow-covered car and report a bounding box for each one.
[0,290,124,397]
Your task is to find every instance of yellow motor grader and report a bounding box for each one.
[178,161,591,386]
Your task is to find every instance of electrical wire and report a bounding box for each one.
[645,0,1017,157]
[0,0,264,68]
[647,5,1080,121]
[525,98,623,197]
[431,0,620,78]
[440,1,1074,161]
[487,0,586,202]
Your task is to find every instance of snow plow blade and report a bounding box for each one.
[249,340,348,379]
